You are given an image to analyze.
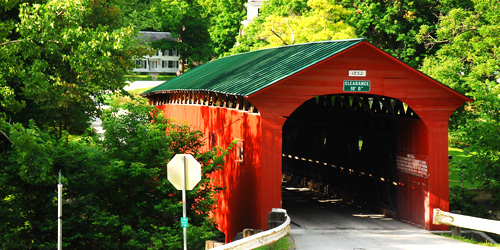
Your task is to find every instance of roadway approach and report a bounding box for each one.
[283,184,496,250]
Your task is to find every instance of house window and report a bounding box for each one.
[135,60,147,69]
[162,61,168,68]
[168,61,180,68]
[160,49,178,56]
[149,61,157,69]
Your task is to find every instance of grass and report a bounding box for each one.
[254,234,295,250]
[104,88,147,106]
[448,147,479,189]
[441,234,500,248]
[128,87,152,96]
[124,73,176,82]
[104,88,153,107]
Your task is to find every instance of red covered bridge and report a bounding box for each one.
[141,38,472,242]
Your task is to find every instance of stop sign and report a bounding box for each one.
[167,154,201,190]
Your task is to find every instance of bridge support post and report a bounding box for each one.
[425,122,450,231]
[259,116,285,230]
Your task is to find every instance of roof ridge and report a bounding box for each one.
[142,38,365,96]
[219,38,366,60]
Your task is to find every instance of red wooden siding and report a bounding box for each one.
[396,117,429,227]
[157,104,264,242]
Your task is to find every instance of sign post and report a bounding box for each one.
[182,155,187,250]
[58,170,62,250]
[167,154,202,250]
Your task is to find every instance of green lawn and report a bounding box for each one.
[441,234,500,249]
[125,74,176,82]
[448,147,479,189]
[254,234,294,250]
[128,87,152,96]
[102,85,155,107]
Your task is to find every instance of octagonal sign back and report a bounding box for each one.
[167,154,201,190]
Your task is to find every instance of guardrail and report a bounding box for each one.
[208,208,291,250]
[433,208,500,235]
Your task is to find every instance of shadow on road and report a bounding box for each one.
[282,182,404,231]
[282,182,496,250]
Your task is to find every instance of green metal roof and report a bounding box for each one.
[142,38,365,97]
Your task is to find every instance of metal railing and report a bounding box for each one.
[208,208,291,250]
[433,208,500,235]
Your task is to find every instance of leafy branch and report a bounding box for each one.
[0,129,13,145]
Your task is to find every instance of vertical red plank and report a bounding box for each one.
[259,117,285,230]
[425,122,450,231]
[396,117,429,226]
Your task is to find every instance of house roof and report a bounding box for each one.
[142,38,365,97]
[137,31,176,43]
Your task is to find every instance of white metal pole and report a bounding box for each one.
[58,171,62,250]
[182,156,187,250]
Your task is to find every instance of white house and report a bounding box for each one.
[241,0,264,27]
[133,31,180,76]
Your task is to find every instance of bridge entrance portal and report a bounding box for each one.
[283,94,420,215]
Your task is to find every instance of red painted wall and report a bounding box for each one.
[396,117,429,227]
[157,104,263,242]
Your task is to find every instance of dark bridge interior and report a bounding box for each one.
[282,94,419,212]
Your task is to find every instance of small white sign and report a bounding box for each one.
[349,70,366,77]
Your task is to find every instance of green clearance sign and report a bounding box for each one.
[343,80,371,92]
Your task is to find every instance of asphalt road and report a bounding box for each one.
[282,185,496,250]
[123,80,164,91]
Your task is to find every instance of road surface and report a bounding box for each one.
[283,185,496,250]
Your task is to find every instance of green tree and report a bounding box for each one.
[340,0,473,67]
[0,0,147,136]
[233,0,356,53]
[258,0,310,17]
[119,0,160,31]
[0,0,229,247]
[0,102,228,249]
[419,0,500,197]
[199,0,247,56]
[150,0,212,72]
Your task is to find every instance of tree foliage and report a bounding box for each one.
[145,0,246,67]
[0,0,148,136]
[148,0,212,71]
[419,0,500,196]
[199,0,247,56]
[0,102,228,249]
[339,0,473,67]
[232,0,357,53]
[0,0,229,248]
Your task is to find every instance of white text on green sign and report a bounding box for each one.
[181,217,189,228]
[344,80,371,92]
